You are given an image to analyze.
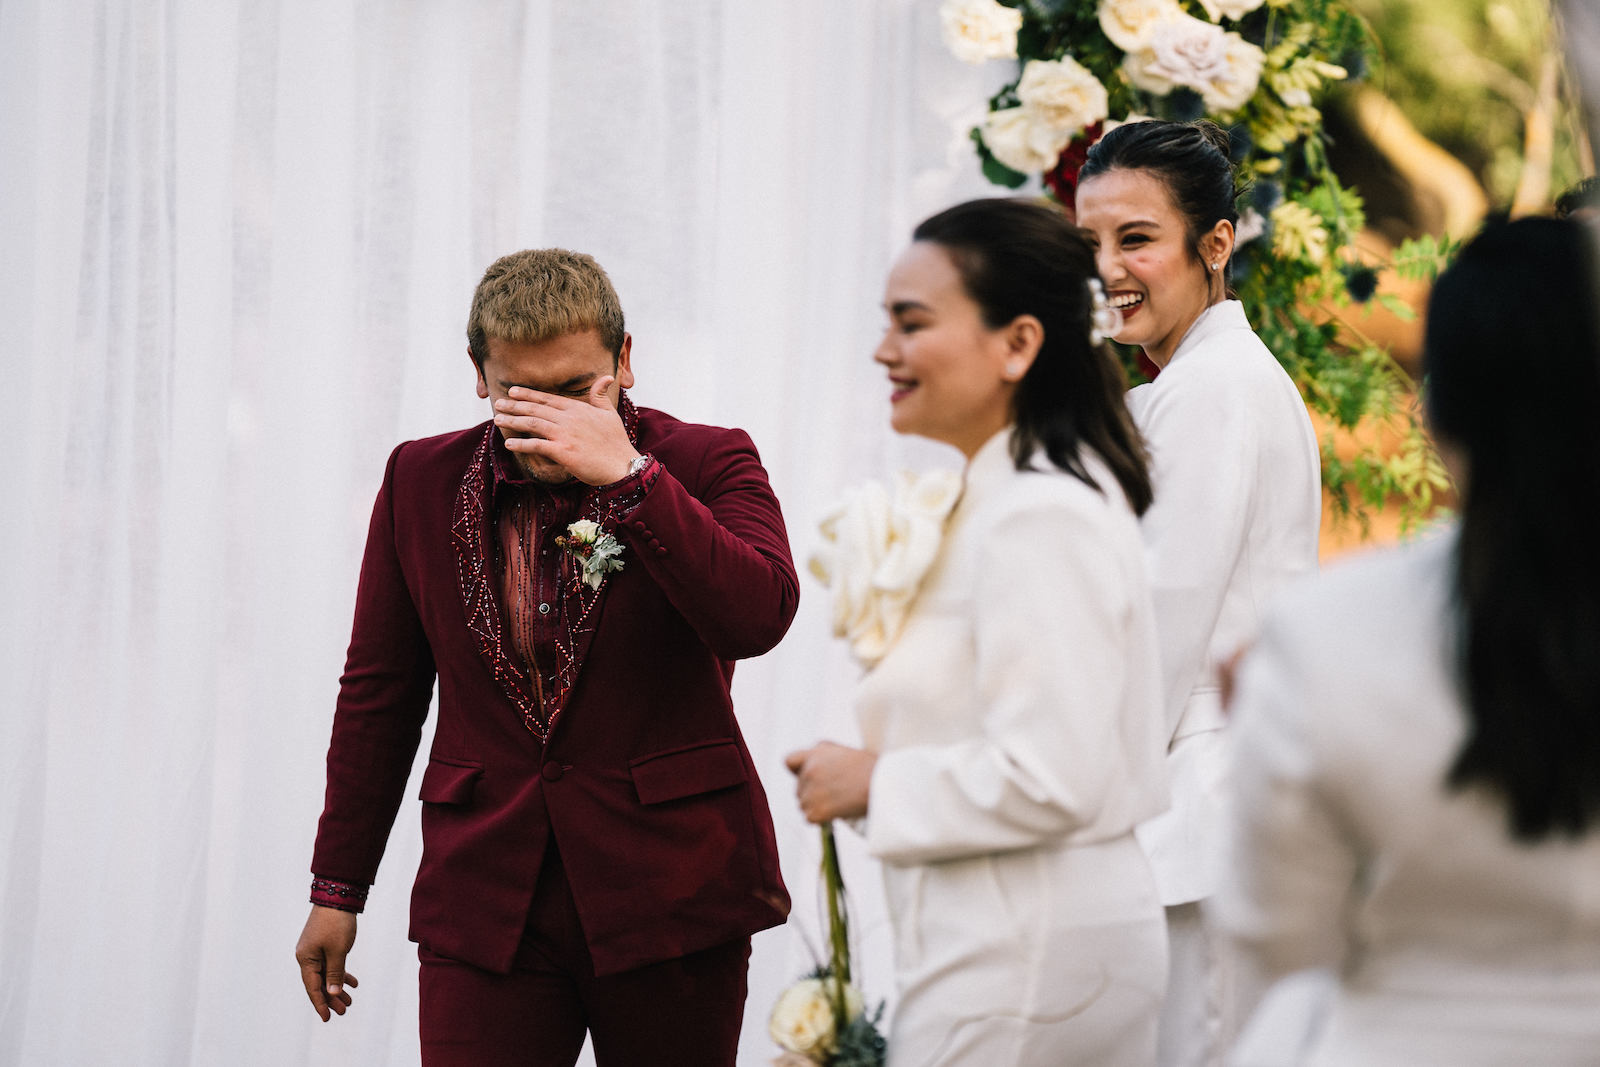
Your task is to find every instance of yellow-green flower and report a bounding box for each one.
[1271,201,1330,264]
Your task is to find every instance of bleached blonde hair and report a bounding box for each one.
[467,248,625,366]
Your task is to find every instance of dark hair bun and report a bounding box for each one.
[1079,119,1239,245]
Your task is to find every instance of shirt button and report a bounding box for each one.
[538,602,551,615]
[541,762,565,782]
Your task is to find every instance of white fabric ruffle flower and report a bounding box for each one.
[1017,56,1111,140]
[939,0,1023,65]
[980,105,1073,175]
[809,470,962,668]
[1097,0,1184,53]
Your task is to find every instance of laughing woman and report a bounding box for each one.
[787,198,1170,1066]
[1074,120,1323,1067]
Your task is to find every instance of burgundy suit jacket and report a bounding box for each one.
[310,407,797,976]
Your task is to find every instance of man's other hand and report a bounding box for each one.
[295,905,360,1022]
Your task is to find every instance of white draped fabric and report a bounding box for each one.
[0,3,1008,1063]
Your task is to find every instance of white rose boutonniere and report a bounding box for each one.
[1097,0,1184,53]
[809,470,962,668]
[1017,56,1111,141]
[939,0,1023,65]
[555,520,626,590]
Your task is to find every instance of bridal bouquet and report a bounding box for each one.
[770,824,886,1066]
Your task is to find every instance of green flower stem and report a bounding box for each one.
[820,822,852,1028]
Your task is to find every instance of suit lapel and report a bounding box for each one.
[451,426,548,737]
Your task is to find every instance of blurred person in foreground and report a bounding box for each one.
[293,248,798,1066]
[1216,215,1600,1065]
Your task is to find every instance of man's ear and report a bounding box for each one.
[470,347,490,399]
[614,333,636,391]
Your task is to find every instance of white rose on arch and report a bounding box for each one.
[939,0,1023,65]
[1122,15,1263,113]
[1196,0,1267,21]
[1017,56,1111,140]
[1097,0,1185,53]
[1204,31,1266,111]
[981,105,1074,175]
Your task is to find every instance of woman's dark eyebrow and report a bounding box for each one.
[886,300,932,316]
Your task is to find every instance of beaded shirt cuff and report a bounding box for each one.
[593,454,662,517]
[310,877,369,914]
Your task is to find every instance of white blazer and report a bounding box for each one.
[856,429,1171,1064]
[1216,529,1600,1065]
[860,430,1168,862]
[1128,300,1321,905]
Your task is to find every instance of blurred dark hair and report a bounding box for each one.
[1078,119,1239,276]
[1424,215,1600,841]
[912,198,1152,514]
[1554,176,1600,220]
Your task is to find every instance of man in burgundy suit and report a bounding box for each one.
[293,248,797,1065]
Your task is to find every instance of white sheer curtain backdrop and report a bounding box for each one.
[0,2,1008,1063]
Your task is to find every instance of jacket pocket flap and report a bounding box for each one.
[629,740,747,805]
[418,758,482,804]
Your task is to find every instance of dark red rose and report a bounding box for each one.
[1042,122,1103,220]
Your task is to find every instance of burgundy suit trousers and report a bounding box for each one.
[418,839,750,1066]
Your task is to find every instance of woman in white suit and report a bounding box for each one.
[1074,121,1323,1067]
[787,199,1170,1065]
[1216,216,1600,1065]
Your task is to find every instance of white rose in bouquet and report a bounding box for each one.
[981,106,1072,175]
[939,0,1023,65]
[1097,0,1184,53]
[1196,0,1267,21]
[769,978,865,1061]
[1017,56,1110,140]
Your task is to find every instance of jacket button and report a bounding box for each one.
[541,762,564,782]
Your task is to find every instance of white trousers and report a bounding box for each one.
[1154,901,1263,1067]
